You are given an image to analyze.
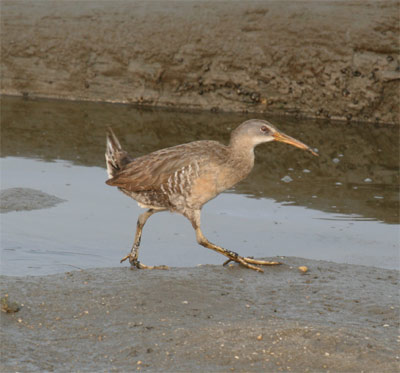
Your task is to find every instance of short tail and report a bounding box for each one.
[105,128,133,178]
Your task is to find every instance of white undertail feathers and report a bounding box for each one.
[105,128,132,179]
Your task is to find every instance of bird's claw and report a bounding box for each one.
[120,253,169,270]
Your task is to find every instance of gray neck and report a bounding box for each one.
[227,136,256,177]
[229,134,256,157]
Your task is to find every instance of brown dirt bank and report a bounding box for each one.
[1,257,399,372]
[1,1,399,124]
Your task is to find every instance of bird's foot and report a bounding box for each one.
[120,254,169,270]
[133,261,169,270]
[223,255,282,273]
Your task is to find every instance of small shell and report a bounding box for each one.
[298,266,309,273]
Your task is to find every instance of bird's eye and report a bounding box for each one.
[260,125,269,133]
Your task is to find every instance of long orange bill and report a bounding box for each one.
[273,131,319,156]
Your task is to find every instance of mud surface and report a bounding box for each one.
[1,1,399,124]
[1,258,399,372]
[0,188,65,213]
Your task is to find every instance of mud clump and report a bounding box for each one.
[1,295,20,313]
[0,188,65,213]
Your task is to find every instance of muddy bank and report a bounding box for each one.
[0,188,65,213]
[1,258,399,372]
[1,1,399,124]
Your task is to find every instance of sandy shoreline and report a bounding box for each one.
[1,257,399,372]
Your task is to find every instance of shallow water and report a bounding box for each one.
[1,96,399,275]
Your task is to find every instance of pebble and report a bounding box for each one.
[281,175,293,183]
[298,266,309,273]
[364,178,372,183]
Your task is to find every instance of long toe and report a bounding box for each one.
[223,256,282,272]
[120,254,168,270]
[243,257,282,266]
[135,261,169,270]
[223,256,264,272]
[120,254,132,263]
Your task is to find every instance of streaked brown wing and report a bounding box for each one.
[105,140,225,192]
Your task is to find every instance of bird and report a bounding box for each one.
[105,119,317,272]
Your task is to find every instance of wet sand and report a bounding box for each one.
[1,258,399,372]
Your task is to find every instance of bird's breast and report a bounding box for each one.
[184,161,253,209]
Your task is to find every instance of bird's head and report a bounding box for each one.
[230,119,318,156]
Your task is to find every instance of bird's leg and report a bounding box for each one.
[196,229,264,272]
[188,210,281,273]
[120,209,168,270]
